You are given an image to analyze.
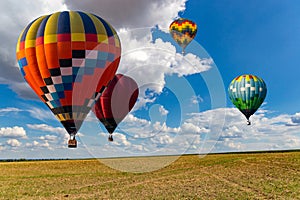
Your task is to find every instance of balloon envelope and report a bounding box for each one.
[169,18,197,53]
[228,74,267,123]
[16,11,121,142]
[93,74,139,136]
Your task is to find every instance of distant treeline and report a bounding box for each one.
[0,158,70,162]
[1,149,300,162]
[206,149,300,155]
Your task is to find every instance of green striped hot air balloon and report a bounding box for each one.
[228,74,267,125]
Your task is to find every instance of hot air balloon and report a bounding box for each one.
[93,74,139,141]
[228,74,267,125]
[169,18,197,54]
[16,11,121,148]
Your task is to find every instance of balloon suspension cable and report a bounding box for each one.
[108,133,113,142]
[182,48,185,55]
[247,119,251,125]
[70,133,76,140]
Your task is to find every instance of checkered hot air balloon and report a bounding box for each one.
[169,18,197,54]
[16,11,121,148]
[228,75,267,125]
[92,74,139,142]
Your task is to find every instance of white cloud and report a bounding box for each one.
[1,0,211,113]
[27,124,69,146]
[181,122,209,134]
[25,141,39,148]
[25,140,50,149]
[113,133,131,147]
[152,122,180,133]
[203,108,300,152]
[0,1,66,99]
[26,107,55,122]
[287,113,300,126]
[64,0,187,30]
[27,124,66,135]
[0,107,21,113]
[98,132,131,147]
[0,107,23,117]
[292,113,300,124]
[0,106,57,123]
[105,107,300,154]
[151,134,174,145]
[118,32,212,109]
[39,135,58,141]
[158,105,169,116]
[191,95,203,104]
[0,126,27,139]
[219,125,243,140]
[123,114,151,125]
[6,139,21,147]
[222,138,243,150]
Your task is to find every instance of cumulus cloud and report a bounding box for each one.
[0,0,66,99]
[0,126,27,139]
[152,122,180,133]
[151,134,174,145]
[25,140,50,149]
[6,139,21,147]
[221,138,243,150]
[123,114,151,125]
[27,124,69,146]
[39,135,58,141]
[112,133,131,147]
[118,32,212,109]
[286,113,300,126]
[64,0,187,29]
[27,124,66,135]
[181,122,209,134]
[0,0,212,116]
[292,113,300,124]
[191,95,203,104]
[88,107,300,155]
[205,108,300,152]
[158,105,169,116]
[65,0,211,111]
[85,111,212,157]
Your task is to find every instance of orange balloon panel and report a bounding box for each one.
[16,11,121,135]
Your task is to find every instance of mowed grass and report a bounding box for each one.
[0,152,300,199]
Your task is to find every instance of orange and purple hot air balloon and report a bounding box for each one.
[93,74,139,141]
[16,11,121,147]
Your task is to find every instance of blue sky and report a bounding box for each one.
[0,0,300,163]
[187,0,300,114]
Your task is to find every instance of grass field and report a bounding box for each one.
[0,152,300,199]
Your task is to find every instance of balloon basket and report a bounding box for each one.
[108,134,113,142]
[68,139,77,148]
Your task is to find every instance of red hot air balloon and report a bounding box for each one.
[16,11,121,148]
[93,74,139,141]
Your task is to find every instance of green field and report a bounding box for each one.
[0,152,300,199]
